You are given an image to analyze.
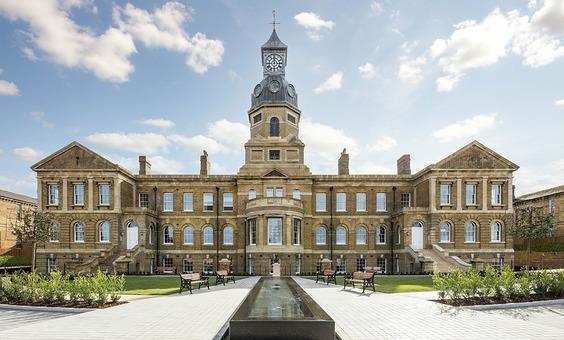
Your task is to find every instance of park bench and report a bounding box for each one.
[343,271,376,293]
[179,273,210,294]
[157,266,176,274]
[215,270,236,286]
[316,269,337,285]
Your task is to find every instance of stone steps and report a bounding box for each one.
[420,249,465,273]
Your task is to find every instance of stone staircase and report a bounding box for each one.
[99,251,122,273]
[408,244,472,273]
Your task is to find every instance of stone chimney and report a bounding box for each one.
[139,156,151,175]
[200,150,210,176]
[338,148,349,175]
[397,154,411,175]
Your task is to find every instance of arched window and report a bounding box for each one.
[99,221,110,242]
[356,226,367,245]
[223,226,234,245]
[440,221,451,242]
[183,226,194,245]
[376,226,387,244]
[163,226,174,244]
[465,221,477,242]
[203,226,214,245]
[148,224,154,244]
[270,117,280,137]
[396,225,401,244]
[50,222,59,242]
[316,226,327,245]
[248,189,256,200]
[74,222,84,242]
[491,222,502,242]
[336,226,346,245]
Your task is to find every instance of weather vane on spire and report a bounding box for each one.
[269,10,280,30]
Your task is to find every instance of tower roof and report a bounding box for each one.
[262,29,287,49]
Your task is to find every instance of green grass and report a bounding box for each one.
[304,275,435,293]
[124,275,246,295]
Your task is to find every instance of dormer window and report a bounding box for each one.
[270,117,280,136]
[253,113,262,124]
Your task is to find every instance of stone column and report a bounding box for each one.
[482,177,488,211]
[62,177,68,212]
[88,177,94,212]
[413,187,417,207]
[37,179,43,212]
[456,178,462,211]
[429,177,436,211]
[507,177,513,212]
[286,214,292,245]
[114,177,121,212]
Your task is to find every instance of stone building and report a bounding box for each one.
[0,189,37,257]
[32,29,518,275]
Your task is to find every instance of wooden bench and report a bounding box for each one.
[157,266,176,274]
[343,271,376,293]
[215,270,236,286]
[179,273,209,294]
[316,269,337,285]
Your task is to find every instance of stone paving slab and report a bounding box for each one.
[0,277,259,340]
[294,277,564,340]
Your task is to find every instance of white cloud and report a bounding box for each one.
[314,72,343,94]
[358,63,376,79]
[22,47,38,61]
[114,2,224,74]
[150,155,183,174]
[351,161,392,174]
[86,132,170,154]
[370,2,384,16]
[432,113,498,143]
[555,98,564,105]
[398,57,426,83]
[168,134,228,155]
[294,12,335,41]
[207,120,248,147]
[13,147,43,161]
[401,40,419,54]
[140,118,175,129]
[0,79,19,96]
[0,173,36,197]
[28,111,54,128]
[514,164,564,196]
[367,136,397,152]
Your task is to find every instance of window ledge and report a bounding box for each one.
[203,243,214,246]
[183,243,194,246]
[439,241,454,244]
[99,241,111,243]
[74,241,85,243]
[376,242,387,245]
[49,240,59,243]
[489,241,505,244]
[464,241,480,244]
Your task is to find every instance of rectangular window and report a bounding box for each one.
[377,258,387,273]
[248,256,254,275]
[203,192,214,211]
[336,257,347,273]
[287,113,296,124]
[253,113,262,124]
[183,192,193,211]
[48,184,59,205]
[466,184,477,205]
[203,259,214,274]
[440,184,451,205]
[376,192,387,212]
[139,192,148,208]
[267,217,283,245]
[163,192,173,212]
[491,184,502,205]
[316,193,327,212]
[223,192,233,211]
[248,190,256,200]
[293,218,301,245]
[163,258,173,267]
[99,184,110,206]
[400,193,411,208]
[266,188,274,198]
[183,259,193,273]
[275,188,284,197]
[549,199,556,214]
[295,255,301,274]
[292,189,301,200]
[73,184,84,206]
[336,192,346,212]
[356,192,367,212]
[356,257,366,272]
[269,150,281,160]
[16,204,22,221]
[248,219,257,245]
[47,258,57,273]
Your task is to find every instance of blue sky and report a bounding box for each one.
[0,0,563,197]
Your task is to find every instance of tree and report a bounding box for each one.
[510,206,556,268]
[11,209,53,272]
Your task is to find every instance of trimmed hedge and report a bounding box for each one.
[0,256,32,267]
[514,242,564,252]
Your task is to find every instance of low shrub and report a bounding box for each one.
[0,256,32,267]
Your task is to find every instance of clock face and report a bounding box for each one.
[265,54,284,73]
[287,84,295,97]
[253,84,262,97]
[268,80,281,93]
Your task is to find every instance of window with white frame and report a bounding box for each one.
[275,188,283,197]
[223,226,234,245]
[465,221,477,242]
[400,193,411,208]
[376,226,387,244]
[163,192,173,212]
[293,218,301,245]
[466,184,477,205]
[203,192,214,211]
[316,226,327,245]
[491,184,502,205]
[440,184,451,205]
[356,226,367,245]
[183,192,193,211]
[376,192,387,212]
[74,222,84,242]
[50,222,59,242]
[356,192,366,212]
[266,188,274,197]
[377,257,387,273]
[336,192,346,212]
[356,257,366,272]
[316,192,327,212]
[248,189,256,200]
[73,183,84,206]
[139,192,148,208]
[248,256,254,274]
[48,184,59,205]
[223,192,233,211]
[267,218,282,245]
[336,257,347,273]
[163,226,174,244]
[99,184,110,206]
[336,226,346,245]
[292,189,301,200]
[183,258,193,273]
[440,221,451,242]
[47,258,57,273]
[491,222,502,242]
[148,225,153,244]
[396,225,401,244]
[163,258,173,267]
[549,198,556,214]
[183,226,194,245]
[203,226,214,245]
[203,258,214,273]
[99,221,110,242]
[248,219,257,245]
[294,255,301,274]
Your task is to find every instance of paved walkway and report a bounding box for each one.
[294,277,564,340]
[0,277,258,340]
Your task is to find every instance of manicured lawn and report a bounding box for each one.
[304,275,435,293]
[124,275,246,295]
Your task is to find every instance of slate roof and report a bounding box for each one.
[0,189,37,205]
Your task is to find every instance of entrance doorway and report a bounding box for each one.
[127,221,139,250]
[411,222,423,250]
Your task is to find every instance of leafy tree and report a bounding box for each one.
[510,206,556,268]
[11,210,53,272]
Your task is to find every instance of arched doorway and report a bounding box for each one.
[411,221,423,250]
[127,221,139,250]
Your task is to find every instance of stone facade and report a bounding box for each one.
[32,29,519,275]
[0,190,37,257]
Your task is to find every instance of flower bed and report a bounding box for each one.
[433,265,564,306]
[0,270,125,308]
